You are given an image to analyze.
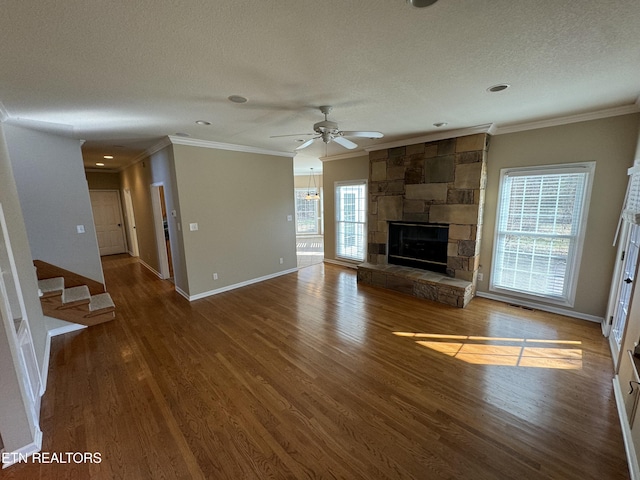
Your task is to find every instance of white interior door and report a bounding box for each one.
[90,190,127,256]
[610,223,640,368]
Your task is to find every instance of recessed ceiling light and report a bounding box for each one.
[487,83,510,93]
[174,132,191,137]
[103,155,113,159]
[228,95,248,104]
[406,0,438,7]
[195,120,211,125]
[96,162,105,166]
[433,122,448,128]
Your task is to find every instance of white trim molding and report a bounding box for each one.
[494,104,640,135]
[365,124,496,153]
[1,429,43,469]
[188,268,298,301]
[476,291,604,323]
[613,376,639,480]
[168,135,294,158]
[137,258,162,279]
[323,258,359,269]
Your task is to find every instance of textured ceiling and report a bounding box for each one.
[1,0,639,174]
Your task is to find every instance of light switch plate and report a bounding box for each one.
[189,223,198,231]
[76,225,85,234]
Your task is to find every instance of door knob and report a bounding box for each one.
[625,277,633,284]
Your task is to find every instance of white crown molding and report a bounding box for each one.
[319,150,369,162]
[146,136,173,157]
[494,104,640,135]
[168,135,294,158]
[4,117,75,137]
[365,124,496,152]
[0,101,9,122]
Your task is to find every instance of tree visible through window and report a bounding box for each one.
[336,181,366,262]
[491,162,594,306]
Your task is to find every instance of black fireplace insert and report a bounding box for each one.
[388,222,448,273]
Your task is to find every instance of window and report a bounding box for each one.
[295,188,319,234]
[491,162,594,306]
[335,181,366,262]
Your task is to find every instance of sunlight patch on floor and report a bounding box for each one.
[393,332,583,369]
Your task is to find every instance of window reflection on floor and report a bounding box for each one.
[393,332,583,369]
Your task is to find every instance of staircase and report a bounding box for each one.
[35,261,115,327]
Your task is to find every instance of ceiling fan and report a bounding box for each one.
[271,106,383,151]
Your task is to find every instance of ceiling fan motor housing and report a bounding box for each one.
[313,119,339,134]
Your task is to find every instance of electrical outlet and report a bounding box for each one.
[478,273,484,281]
[279,258,284,264]
[287,215,293,222]
[213,273,218,280]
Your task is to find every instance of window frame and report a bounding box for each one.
[294,187,321,235]
[335,180,367,262]
[489,162,595,307]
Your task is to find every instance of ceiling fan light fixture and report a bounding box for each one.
[305,168,320,200]
[406,0,438,8]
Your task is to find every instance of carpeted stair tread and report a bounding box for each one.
[38,277,64,294]
[62,285,91,304]
[89,293,115,312]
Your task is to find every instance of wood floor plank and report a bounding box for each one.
[1,255,630,479]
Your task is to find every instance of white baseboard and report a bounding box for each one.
[1,428,42,469]
[137,258,162,278]
[613,375,639,479]
[188,268,298,301]
[175,285,189,301]
[475,291,604,323]
[323,259,359,269]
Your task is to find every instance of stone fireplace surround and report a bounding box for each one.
[356,133,489,307]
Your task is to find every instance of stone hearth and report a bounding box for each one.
[357,133,489,307]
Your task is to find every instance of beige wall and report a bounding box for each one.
[172,144,296,297]
[478,113,640,319]
[86,171,120,190]
[322,154,369,262]
[4,124,104,284]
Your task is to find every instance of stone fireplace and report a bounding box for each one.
[357,133,489,307]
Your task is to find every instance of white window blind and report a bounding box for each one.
[491,163,594,306]
[335,181,366,262]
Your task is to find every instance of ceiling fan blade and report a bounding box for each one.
[333,136,358,149]
[340,131,384,139]
[270,133,315,138]
[295,138,316,150]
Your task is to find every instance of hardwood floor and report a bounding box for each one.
[2,255,629,479]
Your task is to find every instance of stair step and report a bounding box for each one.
[89,293,115,313]
[38,277,64,298]
[61,285,91,307]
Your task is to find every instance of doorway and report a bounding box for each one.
[89,190,127,256]
[150,183,173,280]
[123,189,139,257]
[608,222,640,369]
